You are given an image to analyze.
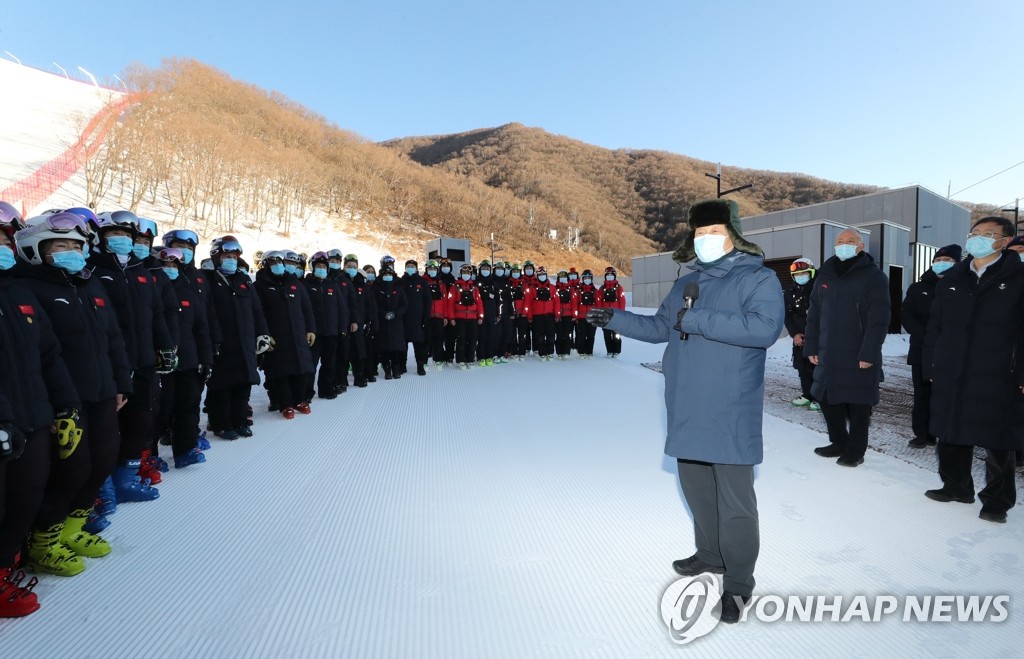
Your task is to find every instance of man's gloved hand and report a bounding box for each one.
[306,332,316,347]
[54,408,83,460]
[256,335,274,354]
[155,347,179,374]
[384,311,395,321]
[198,363,213,382]
[586,308,614,328]
[0,422,27,463]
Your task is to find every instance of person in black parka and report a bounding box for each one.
[255,253,316,417]
[901,244,960,449]
[327,251,358,394]
[303,253,350,401]
[922,217,1024,524]
[784,258,818,410]
[399,259,431,376]
[373,265,409,379]
[206,238,270,437]
[803,229,890,467]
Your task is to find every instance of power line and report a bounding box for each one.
[950,159,1024,197]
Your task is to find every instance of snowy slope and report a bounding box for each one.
[1,326,1020,657]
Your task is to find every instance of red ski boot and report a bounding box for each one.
[0,566,40,618]
[281,408,296,420]
[295,402,311,415]
[139,449,163,485]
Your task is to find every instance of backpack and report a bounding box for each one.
[430,282,444,301]
[557,288,572,305]
[511,284,525,301]
[459,286,476,306]
[535,285,551,302]
[602,286,618,303]
[580,289,596,306]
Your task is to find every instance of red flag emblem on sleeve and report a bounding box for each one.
[181,300,191,308]
[137,276,149,284]
[18,304,34,315]
[95,297,106,307]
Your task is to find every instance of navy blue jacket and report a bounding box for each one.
[900,269,939,366]
[14,263,133,402]
[167,274,213,371]
[303,273,350,336]
[208,270,269,389]
[398,273,430,343]
[254,269,316,377]
[372,279,408,352]
[0,274,80,431]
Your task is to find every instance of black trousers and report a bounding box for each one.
[309,334,338,399]
[532,315,556,356]
[334,333,350,388]
[495,317,513,357]
[382,350,406,374]
[575,320,596,355]
[347,328,368,385]
[454,319,479,363]
[267,374,309,410]
[207,383,252,431]
[602,328,622,355]
[157,370,202,457]
[363,329,378,379]
[406,340,428,368]
[476,316,494,360]
[0,427,49,565]
[514,316,531,355]
[118,367,159,462]
[677,459,759,598]
[444,322,458,362]
[910,363,934,442]
[820,400,872,461]
[426,318,446,363]
[556,318,575,355]
[937,443,1017,513]
[35,397,120,527]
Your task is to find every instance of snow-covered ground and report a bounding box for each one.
[2,318,1020,657]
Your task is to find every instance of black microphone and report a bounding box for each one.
[679,282,699,341]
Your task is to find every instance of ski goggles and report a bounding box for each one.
[219,241,243,254]
[163,229,199,246]
[133,217,158,238]
[326,248,344,260]
[17,212,91,241]
[156,247,185,264]
[96,210,138,229]
[310,251,330,263]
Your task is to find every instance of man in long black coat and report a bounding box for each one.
[901,244,960,449]
[399,259,431,376]
[923,217,1024,524]
[803,229,890,467]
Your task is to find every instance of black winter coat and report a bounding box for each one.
[398,273,430,342]
[208,270,269,389]
[144,256,181,348]
[178,264,222,346]
[900,269,939,366]
[784,279,814,368]
[477,276,500,319]
[372,280,408,352]
[327,271,358,332]
[303,273,350,336]
[168,275,213,371]
[922,254,1024,449]
[254,269,316,378]
[0,274,79,432]
[15,263,133,402]
[350,272,377,331]
[88,252,174,370]
[803,252,890,406]
[491,276,514,320]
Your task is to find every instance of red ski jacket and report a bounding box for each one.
[525,280,561,321]
[554,283,578,320]
[446,279,484,321]
[597,281,626,310]
[423,275,449,320]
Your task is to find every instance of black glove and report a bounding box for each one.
[586,308,614,328]
[198,364,213,383]
[54,408,84,460]
[156,347,179,374]
[384,311,395,321]
[0,422,27,463]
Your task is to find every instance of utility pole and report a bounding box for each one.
[705,162,752,198]
[1001,198,1020,235]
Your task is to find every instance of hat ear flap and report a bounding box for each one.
[672,232,697,263]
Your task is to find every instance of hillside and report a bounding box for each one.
[383,123,886,254]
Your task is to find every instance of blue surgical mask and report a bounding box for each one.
[794,274,811,285]
[284,264,299,276]
[427,269,438,278]
[569,274,578,281]
[405,267,417,276]
[163,267,179,281]
[495,269,505,277]
[0,245,16,270]
[605,274,615,281]
[314,267,328,279]
[694,234,728,263]
[834,244,859,261]
[524,268,534,276]
[345,267,358,278]
[965,235,997,260]
[219,257,238,274]
[512,272,521,279]
[132,243,151,260]
[180,248,194,265]
[461,273,471,281]
[365,273,376,282]
[50,250,87,274]
[329,262,341,270]
[270,263,285,276]
[1019,253,1024,263]
[558,277,568,284]
[441,267,451,274]
[538,274,548,282]
[480,269,491,277]
[931,261,954,274]
[582,277,592,285]
[105,235,133,256]
[382,275,394,282]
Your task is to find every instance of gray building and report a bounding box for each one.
[631,186,971,331]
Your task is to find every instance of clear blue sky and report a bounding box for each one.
[5,1,1022,207]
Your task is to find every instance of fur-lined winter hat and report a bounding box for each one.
[672,198,763,263]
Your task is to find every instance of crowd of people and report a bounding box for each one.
[0,202,628,618]
[782,218,1024,526]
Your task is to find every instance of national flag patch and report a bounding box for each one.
[18,304,34,316]
[181,300,191,308]
[137,275,149,284]
[95,297,106,307]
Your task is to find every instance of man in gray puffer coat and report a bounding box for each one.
[587,198,784,624]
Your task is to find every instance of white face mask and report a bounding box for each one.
[694,234,728,263]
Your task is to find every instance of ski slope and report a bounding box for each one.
[1,326,1020,657]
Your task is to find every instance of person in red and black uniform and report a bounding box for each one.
[437,258,457,363]
[597,266,626,357]
[526,266,560,361]
[446,264,484,369]
[422,260,449,369]
[399,259,431,376]
[554,269,578,360]
[575,269,599,358]
[373,265,409,379]
[508,264,530,360]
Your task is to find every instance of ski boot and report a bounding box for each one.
[174,447,207,469]
[60,509,111,558]
[197,431,211,450]
[0,566,40,617]
[25,523,85,576]
[95,476,117,516]
[112,460,160,502]
[83,509,111,534]
[138,449,163,485]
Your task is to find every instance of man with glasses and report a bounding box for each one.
[923,217,1024,523]
[804,229,890,467]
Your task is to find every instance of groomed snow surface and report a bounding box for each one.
[2,314,1021,658]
